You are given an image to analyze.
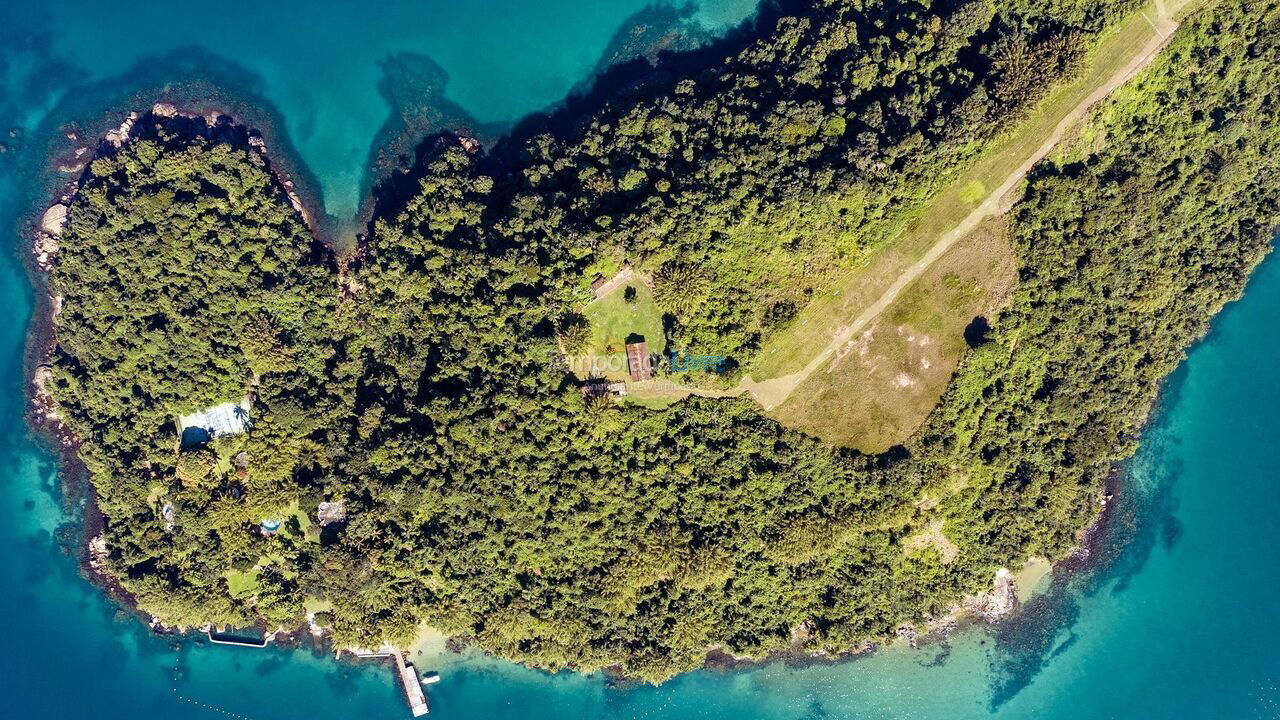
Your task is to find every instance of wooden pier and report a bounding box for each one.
[205,631,431,716]
[394,651,430,716]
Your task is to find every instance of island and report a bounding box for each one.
[26,0,1280,689]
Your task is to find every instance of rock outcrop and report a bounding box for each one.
[39,204,67,237]
[963,567,1017,621]
[317,501,348,526]
[104,112,139,147]
[32,205,68,270]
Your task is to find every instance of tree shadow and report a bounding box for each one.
[362,0,781,232]
[20,44,336,241]
[964,316,992,348]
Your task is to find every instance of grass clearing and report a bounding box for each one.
[770,218,1016,451]
[224,568,261,599]
[622,381,688,409]
[750,4,1167,382]
[623,378,738,409]
[575,282,666,381]
[283,501,316,543]
[303,596,333,614]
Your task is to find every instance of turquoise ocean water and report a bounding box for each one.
[2,2,1278,717]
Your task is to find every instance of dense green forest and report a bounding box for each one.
[42,0,1280,683]
[924,0,1280,569]
[46,118,343,627]
[507,0,1144,369]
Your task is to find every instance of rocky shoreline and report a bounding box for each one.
[16,102,481,670]
[696,560,1031,676]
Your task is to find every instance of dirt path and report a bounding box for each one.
[589,267,635,301]
[729,5,1181,411]
[588,267,654,303]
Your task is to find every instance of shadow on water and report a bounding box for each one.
[572,3,726,99]
[353,2,744,230]
[362,0,779,233]
[492,0,786,159]
[357,53,489,222]
[985,365,1191,710]
[10,44,335,241]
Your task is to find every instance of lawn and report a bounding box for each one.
[770,218,1016,452]
[224,568,261,599]
[577,281,666,381]
[303,596,333,614]
[282,500,317,543]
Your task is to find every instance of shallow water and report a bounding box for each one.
[10,0,757,220]
[2,2,1279,718]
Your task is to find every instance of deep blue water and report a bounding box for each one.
[2,2,1279,718]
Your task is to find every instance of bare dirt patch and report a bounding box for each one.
[903,519,960,564]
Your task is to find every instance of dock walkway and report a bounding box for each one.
[394,651,430,716]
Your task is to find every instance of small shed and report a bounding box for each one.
[317,501,347,527]
[626,341,653,382]
[233,452,250,478]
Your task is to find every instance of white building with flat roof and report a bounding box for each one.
[178,399,251,446]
